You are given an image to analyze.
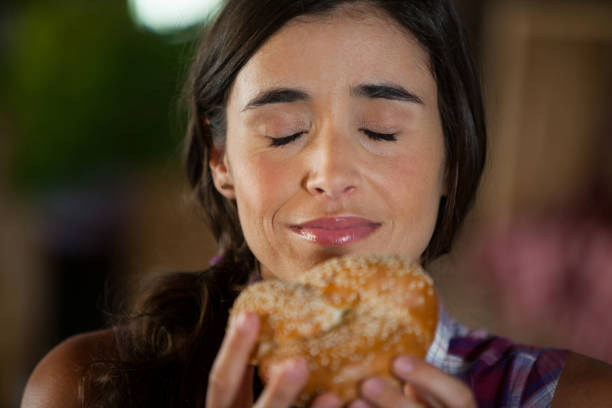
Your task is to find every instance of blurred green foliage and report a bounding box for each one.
[2,0,198,193]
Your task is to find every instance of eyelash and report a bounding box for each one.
[361,129,398,142]
[269,132,305,147]
[268,129,397,147]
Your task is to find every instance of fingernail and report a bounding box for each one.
[350,398,371,408]
[283,358,308,382]
[362,378,384,397]
[393,356,414,375]
[233,312,252,332]
[318,393,342,408]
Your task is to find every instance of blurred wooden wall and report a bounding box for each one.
[434,1,612,344]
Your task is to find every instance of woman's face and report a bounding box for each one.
[211,8,446,281]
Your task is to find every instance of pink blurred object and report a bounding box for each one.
[472,205,612,364]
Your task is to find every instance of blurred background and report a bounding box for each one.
[0,0,611,406]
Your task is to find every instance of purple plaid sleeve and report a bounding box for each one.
[426,305,568,408]
[448,336,568,407]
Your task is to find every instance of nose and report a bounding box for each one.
[304,127,360,200]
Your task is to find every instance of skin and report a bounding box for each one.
[20,5,612,408]
[208,7,474,408]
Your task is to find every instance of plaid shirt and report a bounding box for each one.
[426,306,569,408]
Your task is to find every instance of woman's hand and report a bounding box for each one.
[349,356,476,408]
[206,312,342,408]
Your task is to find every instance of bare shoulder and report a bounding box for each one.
[552,351,612,407]
[21,329,117,408]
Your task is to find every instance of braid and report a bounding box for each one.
[80,248,254,407]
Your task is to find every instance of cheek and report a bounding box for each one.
[386,141,446,231]
[233,155,293,232]
[390,138,445,193]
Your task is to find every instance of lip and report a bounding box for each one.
[290,216,381,246]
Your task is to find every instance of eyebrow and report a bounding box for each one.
[241,82,423,112]
[242,88,310,111]
[351,83,424,105]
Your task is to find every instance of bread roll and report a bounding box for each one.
[230,254,439,405]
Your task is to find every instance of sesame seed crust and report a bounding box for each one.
[230,254,439,405]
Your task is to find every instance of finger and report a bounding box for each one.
[311,392,342,408]
[254,358,309,408]
[393,356,476,408]
[233,365,255,407]
[403,384,419,400]
[348,398,376,408]
[361,378,423,408]
[403,384,442,408]
[207,312,260,408]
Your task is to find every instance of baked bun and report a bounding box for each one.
[230,254,439,405]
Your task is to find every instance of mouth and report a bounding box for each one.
[290,216,381,246]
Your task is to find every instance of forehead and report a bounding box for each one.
[228,6,434,105]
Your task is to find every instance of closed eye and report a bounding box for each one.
[361,129,397,142]
[268,129,396,147]
[268,131,305,147]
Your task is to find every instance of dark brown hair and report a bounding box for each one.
[81,1,486,406]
